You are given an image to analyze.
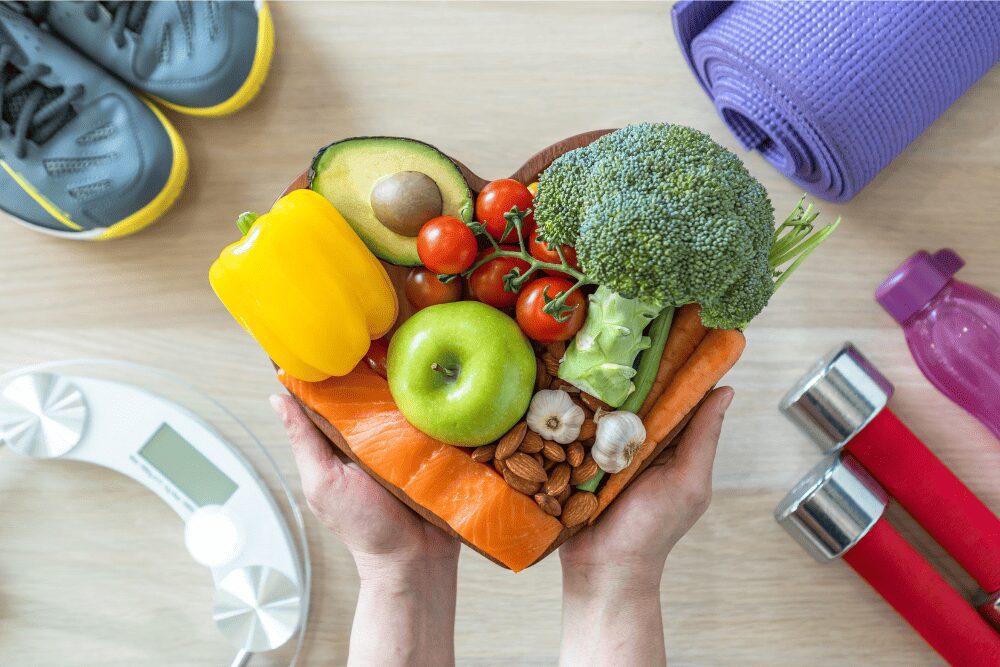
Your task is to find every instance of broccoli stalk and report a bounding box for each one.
[557,285,662,407]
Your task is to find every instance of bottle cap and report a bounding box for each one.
[875,249,965,324]
[779,343,893,453]
[775,454,888,562]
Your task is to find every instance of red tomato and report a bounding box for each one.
[404,267,462,310]
[475,179,534,242]
[365,337,390,378]
[528,228,579,278]
[515,277,586,343]
[468,246,530,309]
[417,216,477,274]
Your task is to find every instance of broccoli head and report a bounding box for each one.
[534,123,777,329]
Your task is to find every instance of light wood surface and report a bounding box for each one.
[1,2,998,665]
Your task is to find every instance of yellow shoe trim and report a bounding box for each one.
[0,159,83,230]
[150,2,275,118]
[98,99,189,240]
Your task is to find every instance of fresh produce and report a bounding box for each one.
[310,137,473,266]
[405,267,462,310]
[528,123,838,405]
[557,285,661,407]
[209,189,398,381]
[280,366,563,572]
[416,215,478,274]
[515,277,587,343]
[528,227,579,279]
[475,178,534,242]
[525,389,584,444]
[370,171,443,236]
[637,304,707,418]
[620,308,674,413]
[593,327,747,521]
[387,301,536,446]
[468,247,530,308]
[590,410,645,474]
[364,337,390,378]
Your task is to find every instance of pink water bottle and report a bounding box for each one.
[876,249,1000,440]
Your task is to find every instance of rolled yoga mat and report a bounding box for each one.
[672,1,1000,202]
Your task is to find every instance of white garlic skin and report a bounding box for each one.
[526,389,585,444]
[592,410,646,473]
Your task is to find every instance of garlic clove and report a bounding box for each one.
[526,389,585,444]
[592,410,646,474]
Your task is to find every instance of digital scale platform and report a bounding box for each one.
[0,360,311,666]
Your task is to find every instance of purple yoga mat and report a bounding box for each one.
[672,1,1000,202]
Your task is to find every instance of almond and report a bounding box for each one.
[556,486,572,505]
[520,431,545,454]
[471,444,496,463]
[580,392,611,413]
[545,341,566,359]
[543,463,571,496]
[578,418,597,441]
[561,491,598,527]
[570,455,600,485]
[533,452,546,468]
[505,452,548,483]
[494,457,506,476]
[503,469,541,495]
[544,458,558,472]
[566,441,584,467]
[542,352,561,378]
[535,356,549,392]
[542,440,566,462]
[534,493,561,517]
[495,421,527,460]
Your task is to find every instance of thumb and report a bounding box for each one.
[664,386,733,486]
[270,394,344,500]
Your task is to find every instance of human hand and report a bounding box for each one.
[558,387,734,666]
[271,394,459,665]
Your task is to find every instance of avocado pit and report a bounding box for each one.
[371,171,443,237]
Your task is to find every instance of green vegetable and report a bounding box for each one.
[557,286,661,407]
[534,124,838,404]
[576,470,605,492]
[620,307,675,413]
[534,123,839,330]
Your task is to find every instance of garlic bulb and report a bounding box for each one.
[526,389,585,444]
[592,410,646,473]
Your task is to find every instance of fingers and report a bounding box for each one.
[270,394,343,504]
[667,386,734,486]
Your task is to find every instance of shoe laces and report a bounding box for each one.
[85,2,151,49]
[0,44,83,159]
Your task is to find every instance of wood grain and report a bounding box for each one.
[0,2,997,665]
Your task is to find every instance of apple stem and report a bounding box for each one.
[430,362,455,378]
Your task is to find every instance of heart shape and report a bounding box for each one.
[275,130,704,571]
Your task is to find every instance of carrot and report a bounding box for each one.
[636,304,708,419]
[591,327,745,522]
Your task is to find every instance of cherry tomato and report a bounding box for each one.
[365,337,390,378]
[528,227,579,278]
[417,216,477,274]
[475,179,534,242]
[515,277,586,343]
[468,246,530,309]
[405,267,462,310]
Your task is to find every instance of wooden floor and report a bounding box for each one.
[1,3,997,665]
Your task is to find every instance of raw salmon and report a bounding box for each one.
[281,365,563,571]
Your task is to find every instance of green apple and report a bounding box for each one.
[387,301,536,446]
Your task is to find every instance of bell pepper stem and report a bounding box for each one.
[236,211,259,236]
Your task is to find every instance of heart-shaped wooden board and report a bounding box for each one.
[275,130,703,571]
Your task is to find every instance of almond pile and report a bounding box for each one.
[470,343,602,527]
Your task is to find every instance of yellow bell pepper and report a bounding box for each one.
[209,189,398,381]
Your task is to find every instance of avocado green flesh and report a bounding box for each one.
[310,137,474,267]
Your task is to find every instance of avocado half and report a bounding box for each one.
[309,137,474,266]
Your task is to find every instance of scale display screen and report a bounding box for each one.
[139,423,238,507]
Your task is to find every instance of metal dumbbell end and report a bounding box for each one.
[776,455,1000,665]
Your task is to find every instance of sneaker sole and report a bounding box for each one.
[149,1,275,118]
[1,98,189,241]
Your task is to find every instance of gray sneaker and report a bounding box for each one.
[0,4,187,239]
[26,0,274,117]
